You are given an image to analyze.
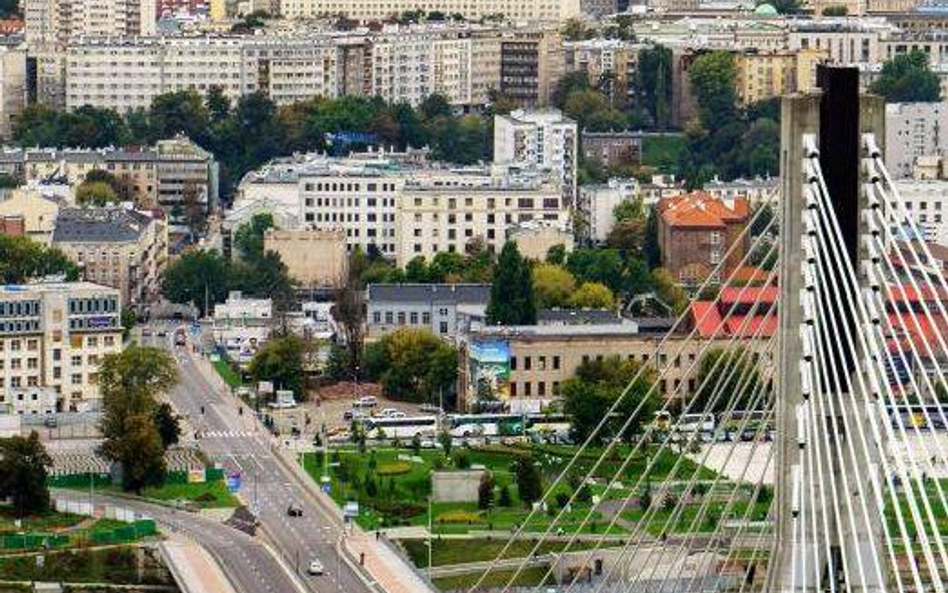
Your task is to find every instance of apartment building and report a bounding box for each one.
[499,27,565,108]
[0,281,123,413]
[885,102,948,179]
[65,35,338,112]
[733,48,826,105]
[52,207,168,307]
[25,0,156,44]
[893,179,948,246]
[0,190,61,244]
[0,48,26,141]
[564,38,640,107]
[394,171,568,266]
[658,192,751,287]
[494,109,578,205]
[366,283,490,339]
[787,20,894,67]
[0,137,218,231]
[277,0,580,22]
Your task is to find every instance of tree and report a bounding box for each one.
[150,91,210,142]
[689,51,739,132]
[0,433,52,517]
[248,335,308,398]
[486,242,536,325]
[569,282,615,309]
[0,234,79,283]
[370,327,459,403]
[98,347,178,492]
[760,0,801,13]
[438,430,453,457]
[566,249,625,294]
[562,18,594,41]
[498,484,512,507]
[513,457,543,506]
[563,355,659,445]
[234,212,276,261]
[870,50,941,103]
[478,472,496,510]
[76,181,120,207]
[161,250,231,317]
[0,0,19,18]
[532,264,577,309]
[821,4,847,14]
[644,205,662,269]
[651,268,688,314]
[695,347,763,412]
[333,250,367,378]
[153,402,181,449]
[0,173,17,188]
[634,46,673,128]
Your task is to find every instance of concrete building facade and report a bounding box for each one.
[366,283,490,340]
[885,102,948,179]
[0,281,123,412]
[263,228,347,289]
[494,109,578,205]
[0,48,26,141]
[276,0,580,22]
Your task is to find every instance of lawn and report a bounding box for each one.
[0,546,169,585]
[212,356,243,388]
[621,499,772,536]
[641,134,687,173]
[0,508,86,535]
[399,537,617,568]
[885,479,948,537]
[432,566,553,591]
[303,444,720,534]
[96,479,238,509]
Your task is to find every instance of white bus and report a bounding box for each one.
[449,414,525,438]
[362,416,438,440]
[671,413,716,444]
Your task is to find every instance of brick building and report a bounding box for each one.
[657,192,750,288]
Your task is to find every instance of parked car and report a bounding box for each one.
[419,403,443,414]
[307,558,325,576]
[287,504,303,517]
[354,396,378,408]
[343,409,367,421]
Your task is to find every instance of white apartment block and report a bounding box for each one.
[494,109,578,204]
[0,282,123,413]
[278,0,580,22]
[0,48,26,141]
[885,102,948,179]
[25,0,155,45]
[895,179,948,246]
[65,35,339,112]
[394,173,568,266]
[788,20,894,67]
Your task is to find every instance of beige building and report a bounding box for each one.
[0,190,61,244]
[52,207,168,307]
[510,222,574,261]
[733,49,827,105]
[0,48,26,140]
[263,228,347,289]
[0,281,123,412]
[394,174,569,267]
[278,0,580,21]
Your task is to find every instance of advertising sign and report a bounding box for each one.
[470,340,511,401]
[226,471,242,493]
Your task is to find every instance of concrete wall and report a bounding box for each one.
[431,470,485,503]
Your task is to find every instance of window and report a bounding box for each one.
[524,356,532,371]
[439,321,448,334]
[539,356,546,371]
[373,312,381,324]
[397,312,406,325]
[71,355,82,366]
[553,356,561,370]
[510,356,517,370]
[422,312,431,325]
[385,312,394,324]
[524,382,532,396]
[410,312,418,324]
[71,374,82,385]
[538,381,546,396]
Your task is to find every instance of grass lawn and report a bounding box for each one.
[0,546,168,585]
[885,479,948,537]
[432,565,553,591]
[96,480,238,509]
[641,134,687,173]
[0,508,86,535]
[399,537,617,568]
[621,500,772,536]
[212,356,243,388]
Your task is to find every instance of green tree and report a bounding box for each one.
[821,4,847,14]
[161,250,231,317]
[563,355,658,444]
[651,268,688,314]
[562,18,594,41]
[0,173,17,188]
[76,181,120,207]
[569,282,615,309]
[498,484,512,507]
[513,457,542,506]
[644,205,662,269]
[233,212,276,261]
[150,91,210,142]
[532,264,577,309]
[98,347,178,492]
[634,46,673,128]
[370,327,459,403]
[0,432,52,517]
[760,0,801,13]
[0,234,79,283]
[689,51,739,131]
[248,335,308,398]
[566,249,625,294]
[478,472,496,510]
[870,50,941,103]
[153,402,181,449]
[695,347,763,412]
[487,242,536,325]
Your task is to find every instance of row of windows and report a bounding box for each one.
[68,297,119,315]
[0,320,41,334]
[304,181,398,193]
[509,380,560,398]
[371,309,451,334]
[0,300,40,318]
[0,373,90,389]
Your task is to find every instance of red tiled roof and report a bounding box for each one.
[0,19,23,35]
[688,286,778,339]
[659,192,750,229]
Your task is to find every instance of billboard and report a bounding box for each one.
[470,340,511,401]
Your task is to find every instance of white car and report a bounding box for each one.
[307,559,325,576]
[379,408,401,418]
[353,396,378,409]
[419,403,443,414]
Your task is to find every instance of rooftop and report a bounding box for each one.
[368,283,491,304]
[52,207,154,244]
[0,281,117,296]
[659,192,750,229]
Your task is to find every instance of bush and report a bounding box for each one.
[372,500,426,520]
[453,452,471,470]
[498,485,512,507]
[555,491,570,509]
[377,462,412,477]
[437,510,482,524]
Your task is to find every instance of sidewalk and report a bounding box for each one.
[345,532,439,593]
[160,537,237,593]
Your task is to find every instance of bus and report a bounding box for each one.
[888,404,948,431]
[526,414,572,443]
[449,414,525,438]
[362,416,438,440]
[671,413,716,444]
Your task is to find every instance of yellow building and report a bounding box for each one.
[734,49,827,105]
[0,189,60,244]
[263,228,347,289]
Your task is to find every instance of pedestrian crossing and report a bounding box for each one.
[201,430,257,439]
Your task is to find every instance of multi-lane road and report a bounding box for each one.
[141,323,374,593]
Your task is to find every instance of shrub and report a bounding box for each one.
[454,452,471,470]
[437,510,482,524]
[372,500,426,520]
[498,485,513,507]
[555,491,570,509]
[377,462,412,476]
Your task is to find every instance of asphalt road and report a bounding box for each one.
[142,323,373,593]
[54,489,303,593]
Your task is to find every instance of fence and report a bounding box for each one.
[47,467,224,489]
[0,520,158,551]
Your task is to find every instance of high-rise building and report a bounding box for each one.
[0,48,26,141]
[278,0,579,22]
[0,281,123,413]
[885,102,948,179]
[493,108,578,205]
[25,0,155,43]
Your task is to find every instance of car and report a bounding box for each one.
[307,558,325,576]
[355,396,378,408]
[157,330,168,337]
[344,409,367,421]
[419,403,443,414]
[287,505,303,517]
[43,416,58,429]
[379,407,399,417]
[141,329,152,337]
